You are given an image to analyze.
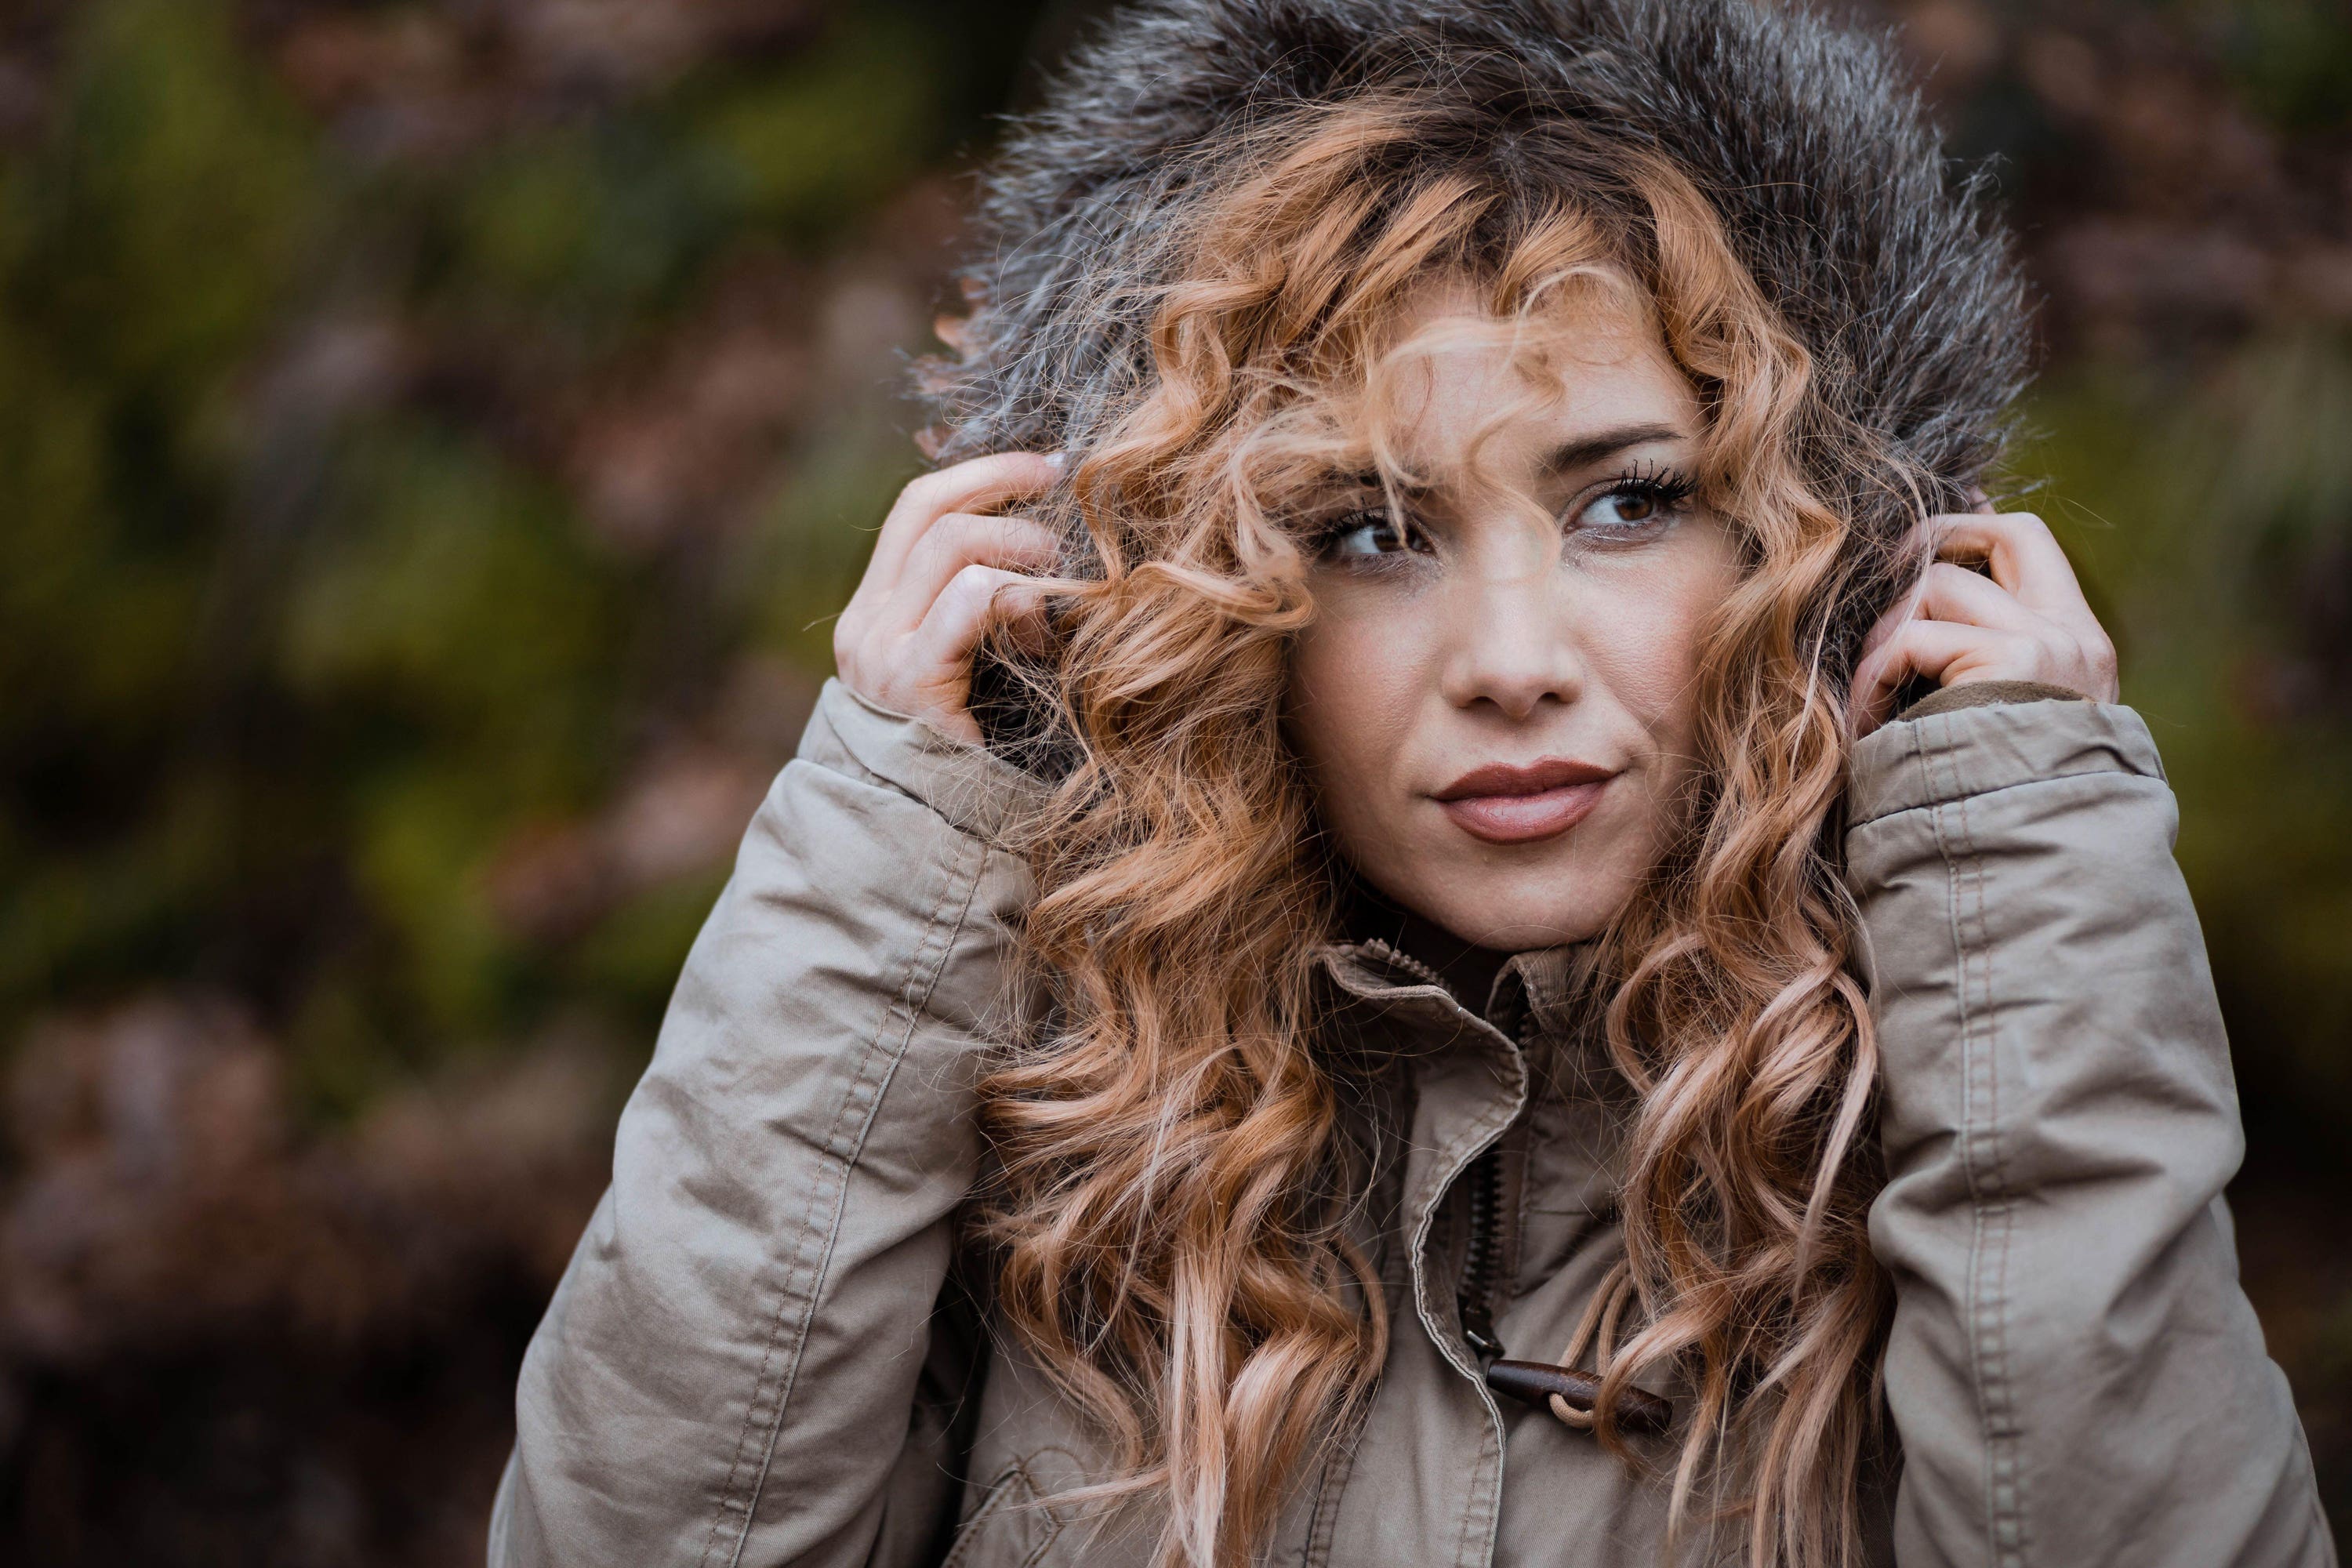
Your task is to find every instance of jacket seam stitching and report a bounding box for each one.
[696,826,990,1568]
[1403,1053,1521,1568]
[1298,1391,1368,1568]
[1449,1429,1486,1568]
[1018,1522,1066,1568]
[1851,764,2157,830]
[1013,1447,1079,1568]
[746,829,990,1559]
[1407,1066,1521,1377]
[1928,721,2028,1568]
[940,1460,1036,1568]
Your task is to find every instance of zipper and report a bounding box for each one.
[1357,936,1451,993]
[1341,935,1512,1359]
[1345,934,1672,1430]
[1455,996,1677,1437]
[1457,986,1531,1367]
[1345,945,1505,1363]
[1362,936,1512,1359]
[1457,1144,1508,1362]
[1345,936,1512,1358]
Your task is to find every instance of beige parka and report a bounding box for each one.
[487,679,2336,1568]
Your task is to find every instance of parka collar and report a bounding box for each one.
[1312,935,1610,1062]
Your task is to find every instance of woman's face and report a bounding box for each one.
[1287,284,1742,953]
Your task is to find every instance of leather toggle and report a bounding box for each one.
[1485,1359,1673,1436]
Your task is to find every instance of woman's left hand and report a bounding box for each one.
[1853,501,2119,736]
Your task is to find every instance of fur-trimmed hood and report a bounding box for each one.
[922,0,2031,656]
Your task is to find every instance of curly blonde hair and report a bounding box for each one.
[957,94,1903,1568]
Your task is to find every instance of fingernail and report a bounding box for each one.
[1044,451,1068,470]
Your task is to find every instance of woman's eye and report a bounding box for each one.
[1573,480,1690,535]
[1326,510,1417,558]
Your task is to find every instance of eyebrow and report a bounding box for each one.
[1343,421,1691,499]
[1541,422,1690,475]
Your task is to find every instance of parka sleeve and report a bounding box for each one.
[486,677,1044,1568]
[1847,697,2336,1568]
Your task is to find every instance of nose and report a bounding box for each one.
[1436,554,1586,720]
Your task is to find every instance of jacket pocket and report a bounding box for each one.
[941,1458,1068,1568]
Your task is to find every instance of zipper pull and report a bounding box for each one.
[1459,1296,1504,1363]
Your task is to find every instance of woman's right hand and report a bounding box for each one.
[833,452,1067,746]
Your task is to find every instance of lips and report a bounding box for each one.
[1431,757,1615,845]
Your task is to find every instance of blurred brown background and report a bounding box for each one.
[0,0,2344,1561]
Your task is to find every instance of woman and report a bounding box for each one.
[489,2,2334,1566]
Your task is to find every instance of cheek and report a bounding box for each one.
[1586,532,1741,744]
[1286,591,1435,828]
[1290,608,1401,788]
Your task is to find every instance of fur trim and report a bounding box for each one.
[923,0,2031,641]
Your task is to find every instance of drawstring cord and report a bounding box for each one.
[1544,1261,1631,1430]
[1479,1256,1673,1435]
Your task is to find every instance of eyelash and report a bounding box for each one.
[1311,464,1700,561]
[1593,462,1699,522]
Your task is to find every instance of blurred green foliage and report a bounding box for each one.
[2040,0,2352,1112]
[0,0,1051,1123]
[2201,0,2352,129]
[2028,342,2352,1117]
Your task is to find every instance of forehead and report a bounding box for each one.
[1365,277,1700,472]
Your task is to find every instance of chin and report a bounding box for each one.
[1420,893,1617,953]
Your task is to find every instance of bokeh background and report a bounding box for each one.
[0,0,2345,1559]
